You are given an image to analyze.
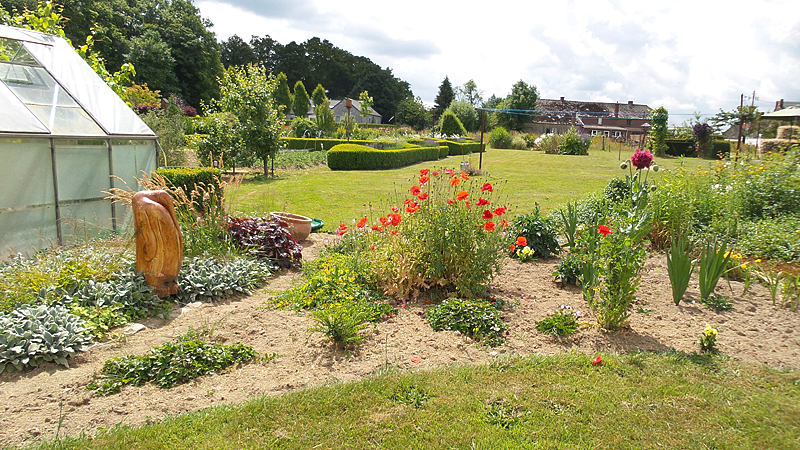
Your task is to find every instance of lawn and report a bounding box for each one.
[30,353,800,450]
[227,148,702,232]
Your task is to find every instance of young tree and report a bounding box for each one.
[434,76,455,117]
[358,90,374,118]
[275,72,293,116]
[311,83,327,107]
[710,105,762,140]
[647,106,669,157]
[439,110,467,137]
[447,101,479,132]
[314,98,336,137]
[292,80,310,118]
[215,64,285,176]
[496,80,538,131]
[397,97,432,130]
[457,79,483,108]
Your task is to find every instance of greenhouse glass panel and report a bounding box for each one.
[0,205,58,257]
[24,39,154,136]
[0,138,53,208]
[111,139,156,190]
[59,200,113,242]
[0,37,39,64]
[0,80,48,133]
[54,139,110,201]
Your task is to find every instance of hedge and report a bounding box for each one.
[711,141,731,158]
[761,139,796,154]
[665,139,695,157]
[442,140,481,156]
[282,137,398,152]
[154,167,223,211]
[327,143,440,170]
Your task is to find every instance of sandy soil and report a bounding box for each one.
[2,233,799,446]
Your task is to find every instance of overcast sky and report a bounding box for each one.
[196,0,800,125]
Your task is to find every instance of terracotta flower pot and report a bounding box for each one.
[271,212,312,241]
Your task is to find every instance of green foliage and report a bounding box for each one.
[326,143,438,170]
[88,334,257,395]
[457,79,483,108]
[358,90,374,118]
[141,101,186,166]
[314,98,337,137]
[66,268,162,327]
[309,303,372,344]
[552,252,581,286]
[535,309,579,336]
[439,110,467,137]
[496,80,538,131]
[510,136,527,150]
[0,305,92,373]
[426,298,508,346]
[558,201,579,248]
[392,383,431,408]
[447,101,479,132]
[155,167,223,212]
[397,97,433,130]
[176,257,274,303]
[710,141,731,159]
[214,65,286,175]
[735,215,800,262]
[647,106,669,157]
[311,83,327,107]
[273,149,328,169]
[698,239,731,301]
[509,206,560,258]
[558,126,590,155]
[292,80,310,117]
[291,117,316,138]
[488,126,512,149]
[665,235,694,305]
[194,112,248,171]
[603,177,632,203]
[701,293,732,311]
[433,76,454,116]
[441,139,480,156]
[536,133,561,154]
[275,72,293,115]
[68,304,128,341]
[699,324,718,353]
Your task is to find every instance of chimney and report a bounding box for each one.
[776,101,780,111]
[628,100,634,105]
[560,96,565,101]
[614,102,619,118]
[780,99,785,109]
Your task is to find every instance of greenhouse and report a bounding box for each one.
[0,25,157,258]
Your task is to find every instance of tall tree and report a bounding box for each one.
[496,80,538,131]
[397,97,432,130]
[311,83,327,107]
[457,79,483,108]
[434,76,455,117]
[275,72,293,116]
[292,80,309,118]
[127,29,179,96]
[221,34,257,68]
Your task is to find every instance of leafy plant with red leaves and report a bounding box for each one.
[226,217,302,269]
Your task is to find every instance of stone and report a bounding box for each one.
[124,323,148,335]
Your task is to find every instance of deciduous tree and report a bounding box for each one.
[292,80,309,118]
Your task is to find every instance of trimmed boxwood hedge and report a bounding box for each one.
[442,140,481,156]
[282,137,401,152]
[327,143,439,170]
[665,139,695,157]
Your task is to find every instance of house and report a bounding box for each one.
[525,97,652,141]
[291,98,382,124]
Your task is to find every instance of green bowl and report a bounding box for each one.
[311,218,324,231]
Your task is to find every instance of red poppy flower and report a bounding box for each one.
[481,183,493,192]
[390,229,398,235]
[356,217,367,228]
[592,355,602,365]
[450,177,461,186]
[391,206,399,212]
[477,198,490,206]
[598,224,612,236]
[432,170,439,176]
[484,221,495,231]
[420,169,429,176]
[419,175,430,186]
[494,207,507,216]
[388,213,402,226]
[418,193,429,200]
[406,203,419,213]
[372,225,383,232]
[411,358,421,363]
[410,185,421,196]
[446,199,456,205]
[509,244,516,251]
[445,169,456,176]
[482,210,493,220]
[403,198,412,205]
[379,216,388,225]
[499,219,509,228]
[337,223,348,236]
[370,245,376,250]
[515,236,528,247]
[460,171,469,180]
[456,191,469,201]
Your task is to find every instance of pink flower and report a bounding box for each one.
[630,149,653,170]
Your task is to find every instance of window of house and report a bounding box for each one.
[603,131,610,137]
[614,131,622,138]
[626,119,632,126]
[590,130,599,136]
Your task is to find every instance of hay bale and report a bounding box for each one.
[776,125,800,140]
[761,139,791,154]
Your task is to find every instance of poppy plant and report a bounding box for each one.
[387,213,402,226]
[598,224,612,236]
[592,355,602,365]
[337,223,348,236]
[391,206,399,212]
[494,207,507,216]
[432,170,439,176]
[460,172,470,180]
[372,225,382,232]
[403,198,412,205]
[406,203,419,213]
[509,244,516,251]
[481,183,493,192]
[418,192,429,200]
[379,216,388,225]
[499,218,509,228]
[456,191,469,201]
[476,198,490,206]
[515,236,528,247]
[419,175,430,185]
[484,221,495,231]
[482,210,493,220]
[446,199,456,206]
[410,185,421,196]
[444,169,456,176]
[356,217,367,228]
[420,169,429,176]
[450,177,461,186]
[630,149,653,170]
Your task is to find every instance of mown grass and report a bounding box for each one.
[27,352,800,450]
[227,148,705,232]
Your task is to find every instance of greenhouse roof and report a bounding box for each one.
[0,25,155,138]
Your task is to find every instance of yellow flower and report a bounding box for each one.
[755,259,762,263]
[740,263,748,269]
[704,324,718,337]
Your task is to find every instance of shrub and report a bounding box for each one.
[488,127,512,149]
[155,167,223,213]
[447,101,479,131]
[88,334,257,395]
[536,133,561,154]
[710,141,731,159]
[0,305,92,373]
[603,177,632,203]
[511,136,528,150]
[508,206,560,258]
[439,110,468,137]
[558,126,590,155]
[326,143,438,170]
[426,298,508,346]
[441,140,481,156]
[552,253,581,286]
[227,216,303,268]
[291,117,316,138]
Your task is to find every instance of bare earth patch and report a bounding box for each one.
[2,234,799,446]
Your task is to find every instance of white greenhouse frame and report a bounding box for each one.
[0,25,158,257]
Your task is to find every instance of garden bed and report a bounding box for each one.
[1,233,798,446]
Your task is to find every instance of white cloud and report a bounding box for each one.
[197,0,800,124]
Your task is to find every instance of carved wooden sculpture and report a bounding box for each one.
[132,190,183,297]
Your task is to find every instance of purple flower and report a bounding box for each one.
[631,149,653,170]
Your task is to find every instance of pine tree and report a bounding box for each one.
[311,83,327,107]
[292,80,310,118]
[275,72,293,116]
[434,76,455,117]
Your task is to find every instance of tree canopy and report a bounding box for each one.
[496,80,539,131]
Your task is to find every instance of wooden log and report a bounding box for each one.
[132,190,183,297]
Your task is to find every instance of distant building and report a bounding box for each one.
[774,99,800,111]
[293,98,382,124]
[525,98,652,141]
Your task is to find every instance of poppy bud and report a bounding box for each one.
[620,161,628,170]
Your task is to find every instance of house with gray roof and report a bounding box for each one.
[525,97,652,141]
